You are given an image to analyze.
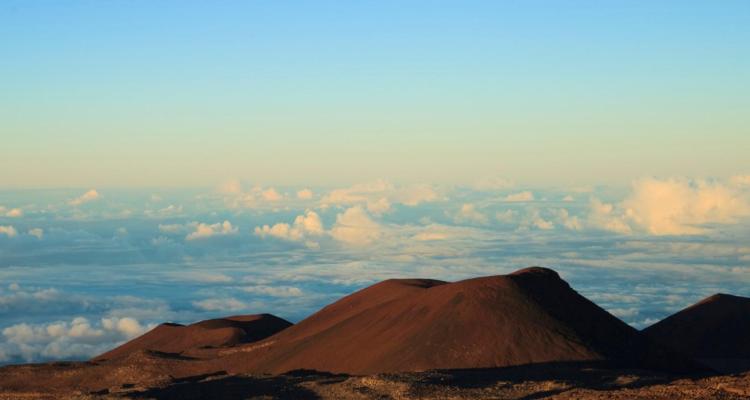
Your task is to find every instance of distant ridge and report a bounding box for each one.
[94,314,291,362]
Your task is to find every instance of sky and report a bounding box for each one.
[2,0,749,187]
[0,1,749,364]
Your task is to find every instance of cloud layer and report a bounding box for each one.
[2,177,750,363]
[1,317,148,363]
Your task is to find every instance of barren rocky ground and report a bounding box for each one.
[2,362,750,399]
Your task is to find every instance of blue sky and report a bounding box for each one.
[0,1,749,364]
[2,1,748,186]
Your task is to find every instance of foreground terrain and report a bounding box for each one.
[2,267,749,399]
[2,361,750,399]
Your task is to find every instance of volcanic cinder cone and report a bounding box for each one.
[643,293,750,373]
[94,314,292,362]
[228,267,679,374]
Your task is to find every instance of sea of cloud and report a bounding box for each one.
[0,176,749,363]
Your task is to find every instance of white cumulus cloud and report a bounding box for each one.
[411,225,456,241]
[557,209,583,231]
[330,206,382,245]
[588,198,632,234]
[504,191,534,202]
[495,209,517,223]
[181,271,233,283]
[242,285,303,297]
[587,177,750,235]
[219,181,289,208]
[192,298,247,312]
[297,188,314,200]
[366,197,391,214]
[530,211,554,230]
[218,179,243,195]
[5,208,22,218]
[158,223,186,233]
[255,210,324,245]
[321,180,439,212]
[453,203,489,225]
[622,177,750,235]
[186,221,238,240]
[0,226,18,238]
[518,209,554,230]
[69,189,100,206]
[0,316,149,362]
[27,228,44,239]
[261,187,283,201]
[145,204,183,217]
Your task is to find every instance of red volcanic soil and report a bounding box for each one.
[94,314,292,361]
[0,267,732,398]
[226,267,667,375]
[643,293,750,373]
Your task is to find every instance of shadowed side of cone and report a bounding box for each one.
[643,293,750,373]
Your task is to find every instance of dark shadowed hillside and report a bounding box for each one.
[643,293,750,373]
